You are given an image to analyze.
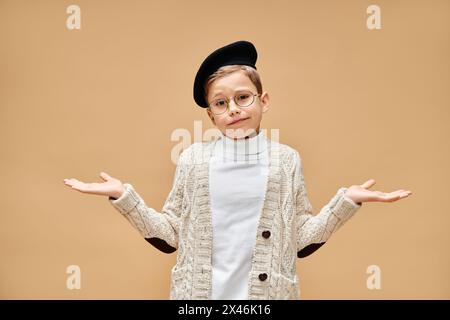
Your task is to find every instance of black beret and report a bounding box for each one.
[193,40,258,108]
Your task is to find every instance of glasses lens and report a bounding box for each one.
[210,98,227,114]
[235,91,254,107]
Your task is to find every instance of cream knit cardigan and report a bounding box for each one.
[108,138,362,300]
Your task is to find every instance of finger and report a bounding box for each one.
[361,179,376,189]
[392,189,409,194]
[63,178,78,187]
[373,189,412,202]
[69,180,84,190]
[379,193,401,202]
[71,182,96,193]
[389,190,412,198]
[399,191,413,198]
[100,172,112,182]
[386,189,412,197]
[71,179,84,186]
[374,189,406,196]
[379,191,412,202]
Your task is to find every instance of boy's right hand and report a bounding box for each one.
[63,172,125,199]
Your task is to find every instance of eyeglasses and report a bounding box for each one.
[208,90,261,115]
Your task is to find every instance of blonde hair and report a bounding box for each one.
[203,65,263,104]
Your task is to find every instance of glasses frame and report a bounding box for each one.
[207,91,262,115]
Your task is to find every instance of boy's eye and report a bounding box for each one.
[237,94,250,100]
[214,99,226,107]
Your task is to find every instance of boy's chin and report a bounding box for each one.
[223,127,259,139]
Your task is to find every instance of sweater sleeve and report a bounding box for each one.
[293,151,362,258]
[107,150,189,253]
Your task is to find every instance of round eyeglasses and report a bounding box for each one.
[208,90,261,115]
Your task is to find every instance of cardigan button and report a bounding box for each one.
[258,273,268,281]
[262,230,271,239]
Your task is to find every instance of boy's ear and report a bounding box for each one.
[260,92,270,113]
[206,108,216,125]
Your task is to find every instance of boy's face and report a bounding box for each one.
[206,70,269,140]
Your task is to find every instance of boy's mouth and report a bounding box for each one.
[229,117,249,125]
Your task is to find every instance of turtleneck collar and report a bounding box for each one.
[213,128,268,161]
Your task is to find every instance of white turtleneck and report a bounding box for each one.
[209,129,269,300]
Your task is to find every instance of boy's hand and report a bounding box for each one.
[63,172,125,199]
[344,179,412,205]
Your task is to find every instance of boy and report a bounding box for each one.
[63,40,412,299]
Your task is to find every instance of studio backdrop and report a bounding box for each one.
[0,0,449,299]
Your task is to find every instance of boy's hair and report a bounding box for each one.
[203,65,263,104]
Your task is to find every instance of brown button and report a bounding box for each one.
[262,230,271,239]
[258,273,268,281]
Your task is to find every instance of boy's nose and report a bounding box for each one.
[227,100,241,115]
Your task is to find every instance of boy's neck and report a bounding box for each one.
[230,126,260,140]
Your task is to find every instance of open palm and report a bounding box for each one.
[345,179,412,205]
[63,172,124,199]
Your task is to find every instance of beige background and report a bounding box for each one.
[1,0,449,299]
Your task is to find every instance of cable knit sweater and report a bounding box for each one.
[108,137,362,299]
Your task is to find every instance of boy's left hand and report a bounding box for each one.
[344,179,412,205]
